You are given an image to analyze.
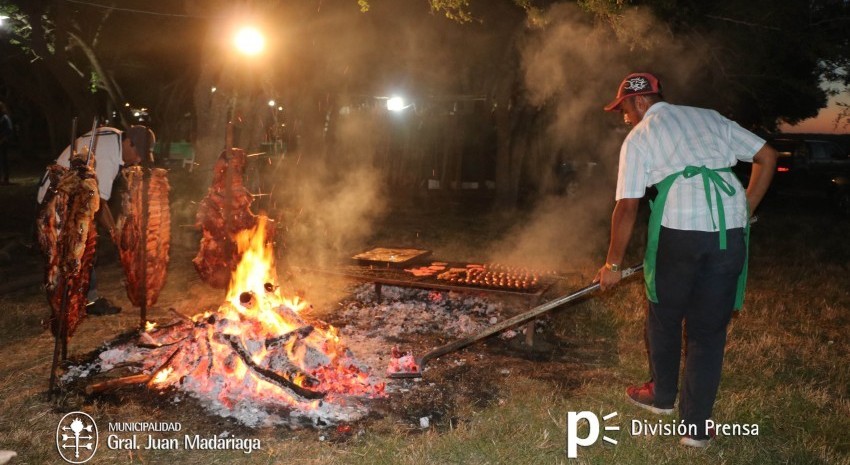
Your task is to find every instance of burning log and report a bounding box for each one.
[146,347,182,387]
[137,335,186,350]
[264,325,314,348]
[85,374,152,395]
[85,346,182,394]
[223,334,325,400]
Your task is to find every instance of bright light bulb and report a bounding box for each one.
[234,27,265,56]
[387,96,405,112]
[268,100,275,107]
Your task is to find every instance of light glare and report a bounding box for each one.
[387,96,405,112]
[234,27,265,56]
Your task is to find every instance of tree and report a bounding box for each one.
[0,0,201,154]
[578,0,850,129]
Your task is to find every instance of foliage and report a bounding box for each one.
[0,0,200,154]
[2,1,110,96]
[576,0,850,129]
[357,0,538,23]
[356,0,849,129]
[837,102,850,129]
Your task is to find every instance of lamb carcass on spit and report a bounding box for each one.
[36,149,99,338]
[115,166,171,307]
[193,148,270,288]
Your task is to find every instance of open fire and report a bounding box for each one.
[69,217,386,427]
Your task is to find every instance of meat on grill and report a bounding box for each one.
[36,153,100,338]
[193,148,260,288]
[116,166,171,307]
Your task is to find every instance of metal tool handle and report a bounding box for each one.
[84,117,99,166]
[419,264,644,365]
[70,117,78,156]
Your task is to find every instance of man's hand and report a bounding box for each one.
[594,265,623,291]
[96,203,119,245]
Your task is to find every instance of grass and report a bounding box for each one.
[0,167,848,464]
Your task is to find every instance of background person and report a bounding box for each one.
[0,102,12,185]
[595,72,777,447]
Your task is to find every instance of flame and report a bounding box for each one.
[226,216,276,305]
[133,215,385,422]
[145,321,157,332]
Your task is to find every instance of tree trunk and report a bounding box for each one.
[22,3,96,122]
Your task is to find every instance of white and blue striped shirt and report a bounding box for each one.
[615,102,765,231]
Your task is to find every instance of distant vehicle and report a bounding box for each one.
[733,137,850,214]
[771,138,849,184]
[771,138,850,213]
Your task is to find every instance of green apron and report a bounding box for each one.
[643,166,750,310]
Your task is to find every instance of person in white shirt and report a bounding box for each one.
[595,72,777,447]
[38,126,143,314]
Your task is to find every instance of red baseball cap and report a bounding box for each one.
[604,72,662,111]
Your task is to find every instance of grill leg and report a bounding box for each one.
[375,283,382,302]
[525,320,535,347]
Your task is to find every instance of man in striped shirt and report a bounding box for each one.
[595,72,777,447]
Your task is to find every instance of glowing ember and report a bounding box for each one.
[144,321,157,332]
[387,355,419,375]
[387,346,419,375]
[151,367,173,385]
[74,216,386,427]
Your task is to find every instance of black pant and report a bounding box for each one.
[646,226,745,438]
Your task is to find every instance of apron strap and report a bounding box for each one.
[644,165,748,309]
[681,166,736,249]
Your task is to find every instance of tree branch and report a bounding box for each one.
[67,31,128,127]
[705,14,781,31]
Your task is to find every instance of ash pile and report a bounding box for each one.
[337,284,544,341]
[63,294,386,428]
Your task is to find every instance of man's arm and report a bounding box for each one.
[595,197,640,290]
[746,143,778,214]
[97,202,118,244]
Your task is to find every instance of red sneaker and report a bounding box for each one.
[625,381,674,415]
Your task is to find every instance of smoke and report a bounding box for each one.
[485,4,711,271]
[180,3,722,298]
[271,109,387,273]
